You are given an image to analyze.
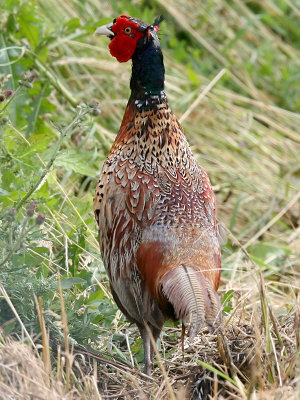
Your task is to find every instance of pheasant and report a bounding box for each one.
[94,15,222,375]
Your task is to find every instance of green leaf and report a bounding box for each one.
[35,181,49,198]
[222,289,234,305]
[87,288,104,303]
[20,134,52,157]
[6,14,17,32]
[54,149,97,176]
[60,277,87,289]
[65,18,81,30]
[27,84,48,134]
[221,289,234,315]
[17,3,42,51]
[19,22,39,50]
[0,34,15,91]
[250,243,289,260]
[197,360,238,387]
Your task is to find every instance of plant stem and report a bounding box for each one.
[15,108,89,211]
[0,218,29,268]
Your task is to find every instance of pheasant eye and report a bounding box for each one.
[124,26,133,35]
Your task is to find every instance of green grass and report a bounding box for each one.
[0,0,299,398]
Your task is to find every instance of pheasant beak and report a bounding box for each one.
[94,22,114,39]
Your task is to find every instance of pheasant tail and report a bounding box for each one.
[161,266,221,338]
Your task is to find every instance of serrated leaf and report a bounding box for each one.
[20,134,52,157]
[54,149,97,176]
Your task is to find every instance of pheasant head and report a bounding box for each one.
[95,15,163,62]
[95,15,165,99]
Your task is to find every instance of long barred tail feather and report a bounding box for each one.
[161,266,221,338]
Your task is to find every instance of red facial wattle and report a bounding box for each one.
[109,16,144,63]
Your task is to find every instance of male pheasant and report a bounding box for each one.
[94,15,222,375]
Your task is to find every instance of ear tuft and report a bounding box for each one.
[153,16,164,31]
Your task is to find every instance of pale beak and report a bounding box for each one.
[94,22,114,37]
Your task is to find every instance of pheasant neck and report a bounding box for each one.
[130,37,166,107]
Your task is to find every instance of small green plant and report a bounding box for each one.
[222,289,234,315]
[0,61,104,343]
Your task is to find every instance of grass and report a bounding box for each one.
[0,0,299,398]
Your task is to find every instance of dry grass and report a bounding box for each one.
[0,337,78,399]
[1,281,299,399]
